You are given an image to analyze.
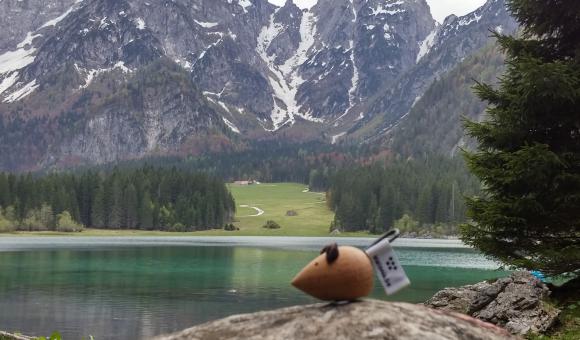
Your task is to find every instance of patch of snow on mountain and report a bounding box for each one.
[334,0,359,124]
[194,32,226,65]
[222,117,241,134]
[0,44,37,74]
[194,20,219,28]
[331,131,347,144]
[0,72,19,96]
[371,0,405,16]
[40,0,84,29]
[3,79,38,103]
[134,18,146,30]
[458,12,482,26]
[99,17,110,29]
[268,0,317,9]
[257,10,322,130]
[17,32,42,49]
[416,27,438,63]
[114,61,131,73]
[347,0,359,111]
[77,62,132,90]
[239,0,253,13]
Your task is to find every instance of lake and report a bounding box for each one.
[0,237,508,339]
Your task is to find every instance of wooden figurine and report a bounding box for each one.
[291,243,374,301]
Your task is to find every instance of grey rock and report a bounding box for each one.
[0,0,518,170]
[425,271,560,335]
[155,299,516,340]
[355,0,518,141]
[0,0,77,53]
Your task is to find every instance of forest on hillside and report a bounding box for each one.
[0,167,235,232]
[328,157,480,236]
[390,43,505,157]
[87,141,391,192]
[0,142,482,235]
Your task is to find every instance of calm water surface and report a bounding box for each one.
[0,237,508,339]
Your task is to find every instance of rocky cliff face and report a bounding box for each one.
[0,0,517,170]
[345,0,518,142]
[0,0,77,53]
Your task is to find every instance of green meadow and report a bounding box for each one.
[2,183,361,237]
[227,182,333,236]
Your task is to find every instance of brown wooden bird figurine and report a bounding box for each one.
[291,243,374,301]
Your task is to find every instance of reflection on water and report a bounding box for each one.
[0,238,508,339]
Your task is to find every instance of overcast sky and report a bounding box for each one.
[267,0,487,23]
[426,0,487,22]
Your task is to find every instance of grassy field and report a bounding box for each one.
[227,182,334,236]
[1,183,370,237]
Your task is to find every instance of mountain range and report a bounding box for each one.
[0,0,517,171]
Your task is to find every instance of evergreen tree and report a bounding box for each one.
[0,167,234,232]
[462,0,580,276]
[91,184,107,228]
[416,185,433,225]
[124,183,139,229]
[139,191,154,230]
[109,178,124,229]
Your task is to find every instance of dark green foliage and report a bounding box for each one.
[262,220,281,229]
[329,157,479,234]
[224,223,238,231]
[462,0,580,276]
[0,167,235,231]
[82,141,384,191]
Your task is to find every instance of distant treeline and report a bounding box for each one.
[0,167,235,232]
[83,141,386,192]
[328,157,480,236]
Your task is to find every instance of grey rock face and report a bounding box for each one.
[155,299,516,340]
[51,59,230,166]
[0,0,518,170]
[356,0,518,140]
[0,0,77,53]
[425,271,561,335]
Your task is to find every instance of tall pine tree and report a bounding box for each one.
[462,0,580,276]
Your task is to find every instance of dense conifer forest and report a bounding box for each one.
[92,142,387,191]
[0,142,482,234]
[328,157,480,236]
[0,167,235,232]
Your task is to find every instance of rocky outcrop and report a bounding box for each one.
[155,299,515,340]
[425,271,560,335]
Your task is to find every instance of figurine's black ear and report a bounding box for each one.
[320,243,339,264]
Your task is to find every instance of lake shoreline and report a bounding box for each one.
[0,228,460,240]
[0,235,471,252]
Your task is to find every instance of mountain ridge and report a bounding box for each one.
[0,0,516,171]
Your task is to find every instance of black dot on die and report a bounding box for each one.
[389,257,393,261]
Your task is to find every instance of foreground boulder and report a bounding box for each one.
[425,271,560,335]
[155,299,514,340]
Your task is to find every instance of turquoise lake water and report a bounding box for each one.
[0,237,508,339]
